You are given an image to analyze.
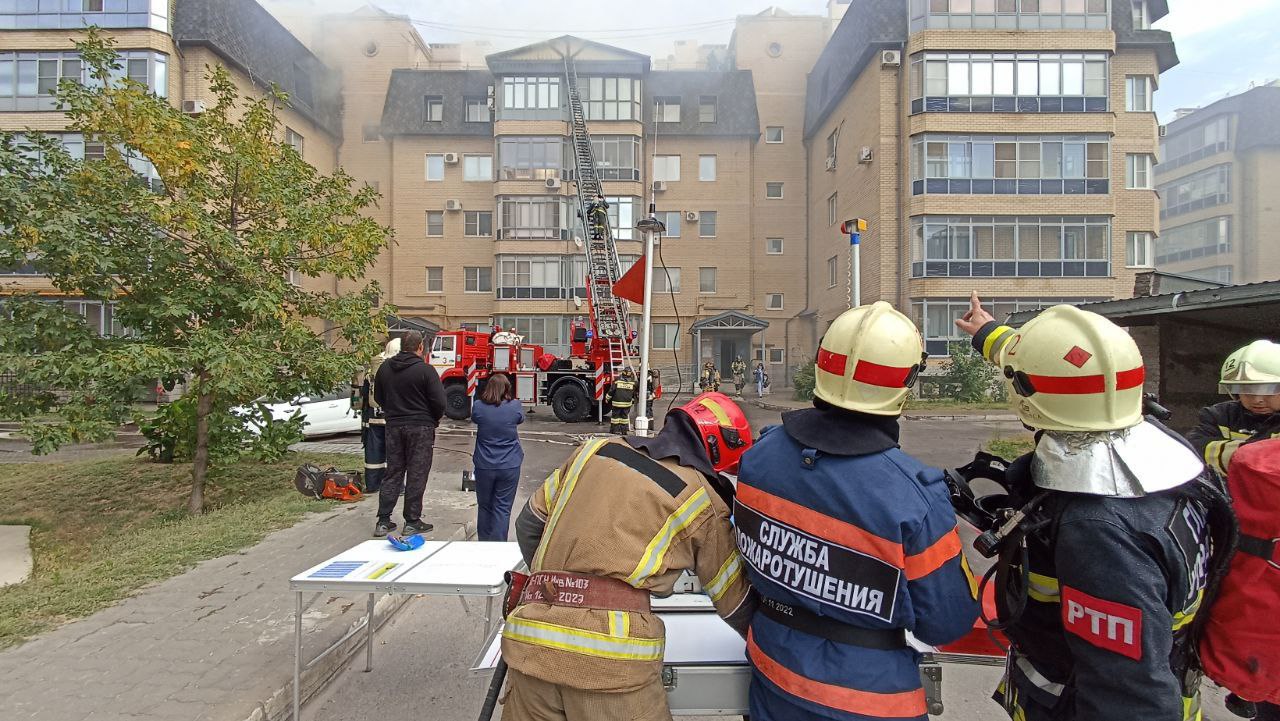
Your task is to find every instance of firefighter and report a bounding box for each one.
[350,337,399,493]
[699,361,721,393]
[735,301,979,721]
[605,367,637,435]
[955,292,1230,721]
[1186,340,1280,476]
[502,392,757,721]
[645,368,660,419]
[730,356,747,396]
[588,195,609,239]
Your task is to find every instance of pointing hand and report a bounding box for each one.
[954,291,995,337]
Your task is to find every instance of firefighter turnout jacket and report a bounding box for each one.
[996,450,1214,721]
[1186,400,1280,475]
[503,437,754,692]
[735,408,980,720]
[607,378,637,409]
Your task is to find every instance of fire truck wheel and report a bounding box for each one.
[444,384,472,420]
[550,383,590,422]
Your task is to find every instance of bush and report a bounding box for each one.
[792,357,815,401]
[137,399,304,465]
[944,342,1008,404]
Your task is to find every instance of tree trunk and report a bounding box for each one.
[190,381,213,515]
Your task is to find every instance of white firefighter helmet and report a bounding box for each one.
[381,337,401,359]
[995,305,1145,432]
[814,301,925,416]
[1220,340,1280,396]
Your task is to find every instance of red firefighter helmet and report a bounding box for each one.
[671,392,753,474]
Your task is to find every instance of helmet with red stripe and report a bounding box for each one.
[814,301,926,416]
[672,392,753,474]
[996,304,1145,432]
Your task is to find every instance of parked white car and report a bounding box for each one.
[239,390,361,438]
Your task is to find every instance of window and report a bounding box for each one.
[426,211,445,237]
[653,155,681,182]
[654,96,681,123]
[1156,216,1231,265]
[0,2,169,32]
[499,197,566,239]
[605,196,640,240]
[1185,266,1233,285]
[652,267,681,294]
[1126,154,1153,189]
[699,267,717,293]
[908,51,1109,114]
[699,95,717,123]
[497,256,566,299]
[464,154,492,182]
[769,347,786,364]
[362,123,381,142]
[465,97,491,122]
[465,267,493,293]
[1126,232,1153,267]
[910,215,1112,277]
[425,154,445,181]
[284,128,304,154]
[424,95,443,123]
[699,211,717,238]
[498,137,565,180]
[765,182,784,199]
[1131,0,1150,29]
[465,210,493,237]
[827,256,838,287]
[499,76,562,120]
[765,126,784,143]
[426,267,443,292]
[766,293,784,311]
[653,323,681,350]
[1125,76,1152,112]
[84,0,106,10]
[581,77,642,120]
[910,134,1110,195]
[827,193,838,225]
[910,0,1111,32]
[496,316,570,356]
[766,237,784,254]
[592,136,641,180]
[0,50,167,111]
[1160,116,1232,170]
[912,297,1098,355]
[826,128,839,167]
[699,155,717,181]
[1159,164,1232,219]
[658,211,682,238]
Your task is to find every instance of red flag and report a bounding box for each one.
[612,256,646,305]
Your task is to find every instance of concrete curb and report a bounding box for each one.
[748,398,1019,422]
[250,520,478,721]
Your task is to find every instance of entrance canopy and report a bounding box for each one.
[690,311,769,333]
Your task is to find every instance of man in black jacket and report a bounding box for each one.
[373,331,447,537]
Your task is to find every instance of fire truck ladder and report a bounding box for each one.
[564,54,635,375]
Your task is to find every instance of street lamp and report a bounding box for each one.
[633,214,666,436]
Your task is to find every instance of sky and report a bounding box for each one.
[270,0,1280,121]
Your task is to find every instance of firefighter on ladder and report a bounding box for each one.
[605,367,636,435]
[588,195,609,240]
[734,302,979,721]
[500,393,757,720]
[350,337,399,493]
[955,292,1233,721]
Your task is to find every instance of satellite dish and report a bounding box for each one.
[573,235,584,248]
[573,297,583,309]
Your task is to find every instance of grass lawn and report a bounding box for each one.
[986,434,1036,459]
[0,452,352,649]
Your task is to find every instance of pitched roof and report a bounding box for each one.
[486,35,650,76]
[647,71,760,137]
[173,0,342,137]
[380,69,495,137]
[803,0,906,139]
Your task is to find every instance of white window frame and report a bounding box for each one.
[827,193,838,225]
[653,155,681,182]
[464,266,492,293]
[1126,231,1153,268]
[426,210,445,237]
[699,211,717,238]
[827,256,838,288]
[426,266,444,293]
[1126,153,1153,189]
[766,237,784,255]
[653,322,681,350]
[465,97,491,122]
[424,95,443,122]
[654,96,681,123]
[659,211,681,239]
[463,154,492,182]
[464,210,493,237]
[699,267,717,294]
[284,127,303,154]
[768,347,785,364]
[425,154,445,181]
[699,95,717,123]
[1125,75,1152,112]
[765,126,784,143]
[1132,0,1150,29]
[766,293,784,311]
[654,267,682,294]
[765,182,784,199]
[698,155,717,182]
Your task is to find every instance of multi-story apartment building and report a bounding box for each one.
[1155,83,1280,285]
[3,0,1177,382]
[801,0,1177,356]
[0,0,343,334]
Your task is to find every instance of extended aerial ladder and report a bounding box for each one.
[563,54,636,376]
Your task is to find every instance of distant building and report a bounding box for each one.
[1154,83,1280,285]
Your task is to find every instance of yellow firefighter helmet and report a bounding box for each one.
[814,301,926,416]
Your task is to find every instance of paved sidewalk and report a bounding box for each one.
[0,466,479,721]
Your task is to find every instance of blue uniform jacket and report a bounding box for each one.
[735,407,979,720]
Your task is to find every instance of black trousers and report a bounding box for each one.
[610,405,631,434]
[362,422,386,493]
[378,425,436,523]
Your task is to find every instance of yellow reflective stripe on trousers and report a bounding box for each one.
[542,468,562,511]
[503,616,663,661]
[704,551,744,602]
[1173,589,1204,631]
[1183,693,1202,721]
[533,438,609,571]
[608,611,630,638]
[626,488,711,585]
[1027,571,1060,603]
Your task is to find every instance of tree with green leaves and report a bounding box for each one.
[0,32,391,513]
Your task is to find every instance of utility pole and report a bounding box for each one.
[841,218,867,308]
[633,212,666,437]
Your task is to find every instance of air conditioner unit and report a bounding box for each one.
[825,156,836,171]
[859,146,874,163]
[685,211,699,222]
[545,177,562,190]
[652,180,668,192]
[445,199,462,211]
[1158,124,1168,137]
[443,152,459,164]
[181,99,206,115]
[881,50,902,67]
